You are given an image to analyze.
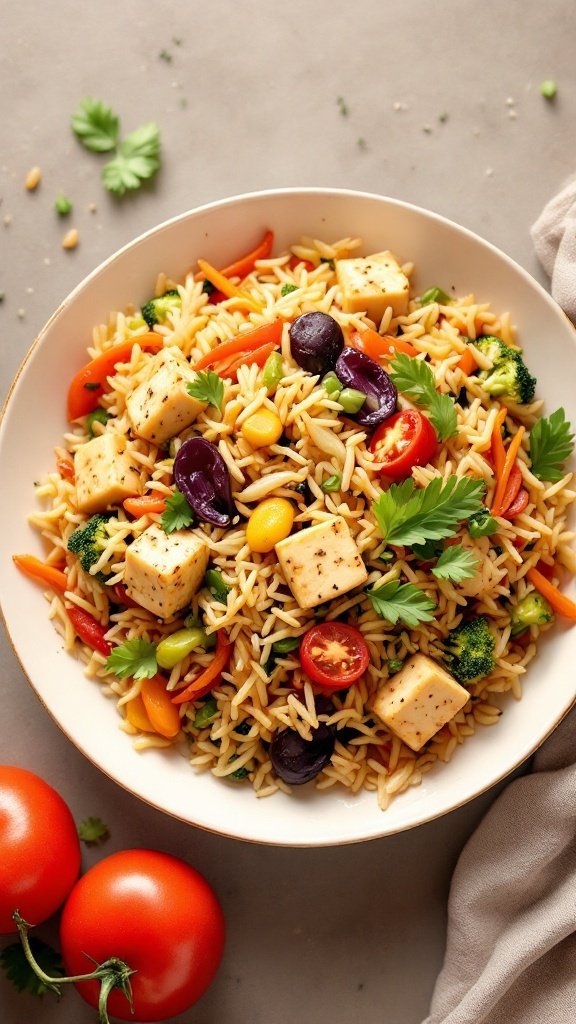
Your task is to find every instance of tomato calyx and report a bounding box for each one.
[13,911,135,1024]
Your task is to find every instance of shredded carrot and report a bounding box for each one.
[527,567,576,622]
[491,425,525,515]
[490,406,509,482]
[140,675,182,738]
[196,259,261,312]
[123,495,167,518]
[13,554,68,593]
[456,347,479,376]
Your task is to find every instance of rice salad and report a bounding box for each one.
[16,229,576,811]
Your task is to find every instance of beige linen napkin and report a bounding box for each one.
[531,177,576,323]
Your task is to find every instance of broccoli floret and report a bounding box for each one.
[474,335,536,405]
[141,289,182,329]
[443,616,496,683]
[509,592,554,637]
[67,513,115,578]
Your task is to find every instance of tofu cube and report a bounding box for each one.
[372,654,470,752]
[275,516,368,610]
[126,347,207,445]
[336,250,410,324]
[123,523,209,619]
[75,433,141,515]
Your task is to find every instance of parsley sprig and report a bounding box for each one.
[431,544,479,583]
[367,579,436,626]
[105,638,158,679]
[529,407,575,482]
[187,370,224,410]
[388,352,458,440]
[372,475,485,548]
[161,489,195,534]
[71,98,161,196]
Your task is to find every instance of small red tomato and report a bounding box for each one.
[300,622,370,692]
[60,849,225,1022]
[0,766,81,934]
[370,409,437,480]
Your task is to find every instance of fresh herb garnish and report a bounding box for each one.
[71,98,119,151]
[0,938,64,997]
[281,282,298,296]
[387,657,404,673]
[321,473,342,493]
[372,475,485,548]
[529,407,574,482]
[77,816,110,845]
[105,638,157,679]
[431,544,479,583]
[367,579,436,627]
[71,99,161,196]
[187,370,224,410]
[161,489,195,533]
[411,538,445,561]
[468,508,499,538]
[336,96,349,117]
[192,698,218,728]
[388,352,458,440]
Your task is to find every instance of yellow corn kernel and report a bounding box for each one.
[246,498,295,553]
[241,408,283,449]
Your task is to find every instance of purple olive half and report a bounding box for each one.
[289,312,344,376]
[270,722,335,785]
[335,347,397,428]
[174,437,234,527]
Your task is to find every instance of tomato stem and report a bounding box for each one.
[13,911,136,1024]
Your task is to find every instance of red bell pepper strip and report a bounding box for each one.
[171,631,231,705]
[67,334,164,421]
[195,229,274,283]
[491,426,525,516]
[56,456,75,481]
[499,463,523,515]
[222,342,279,382]
[193,320,283,372]
[348,328,418,361]
[501,487,529,519]
[13,554,68,594]
[66,605,112,657]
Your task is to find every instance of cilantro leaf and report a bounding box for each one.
[367,579,436,627]
[105,638,157,679]
[71,97,119,152]
[187,370,224,410]
[388,353,458,440]
[161,489,195,534]
[77,816,110,845]
[0,938,64,998]
[372,475,486,548]
[529,408,575,482]
[102,122,161,196]
[431,544,479,583]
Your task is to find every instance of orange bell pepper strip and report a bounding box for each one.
[490,406,509,481]
[123,495,168,518]
[56,456,75,481]
[67,333,164,421]
[140,674,182,739]
[527,567,576,622]
[348,328,418,361]
[456,346,480,376]
[491,425,525,516]
[172,631,231,705]
[223,342,278,382]
[194,229,274,283]
[196,259,261,313]
[13,554,68,594]
[66,605,112,657]
[125,693,156,733]
[193,320,283,372]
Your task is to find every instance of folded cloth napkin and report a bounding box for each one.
[531,177,576,323]
[422,706,576,1024]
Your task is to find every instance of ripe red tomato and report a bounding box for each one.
[0,766,81,934]
[300,622,370,692]
[370,409,437,479]
[60,849,225,1022]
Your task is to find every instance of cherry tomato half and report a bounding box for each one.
[370,409,437,480]
[300,622,370,692]
[59,849,225,1022]
[0,766,81,934]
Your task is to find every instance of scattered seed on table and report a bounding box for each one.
[62,228,79,250]
[25,166,42,191]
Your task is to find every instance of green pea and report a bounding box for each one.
[321,372,343,397]
[388,658,404,674]
[321,473,342,493]
[86,407,110,437]
[204,568,231,604]
[192,698,218,728]
[338,388,366,414]
[262,351,284,391]
[156,627,207,669]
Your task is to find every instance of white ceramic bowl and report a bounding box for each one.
[2,188,575,846]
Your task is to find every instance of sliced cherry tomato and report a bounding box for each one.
[370,409,437,480]
[300,622,370,692]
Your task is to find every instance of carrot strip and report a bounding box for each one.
[527,567,576,622]
[123,495,167,518]
[456,347,479,376]
[348,328,418,361]
[67,334,164,420]
[140,675,182,739]
[194,229,274,283]
[172,631,231,705]
[491,425,525,515]
[490,406,509,481]
[193,320,283,371]
[13,554,68,594]
[223,342,278,382]
[196,259,261,312]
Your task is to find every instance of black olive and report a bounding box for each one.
[289,312,344,376]
[270,722,335,785]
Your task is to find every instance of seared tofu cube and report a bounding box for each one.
[275,516,368,610]
[336,250,410,324]
[126,347,207,445]
[75,434,141,515]
[372,654,470,752]
[123,524,209,619]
